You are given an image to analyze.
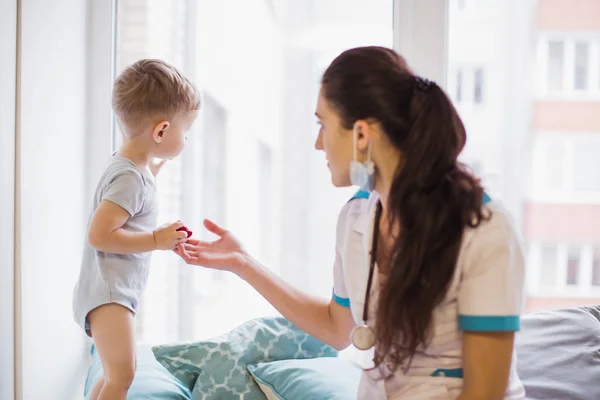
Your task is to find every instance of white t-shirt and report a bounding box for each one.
[332,191,526,399]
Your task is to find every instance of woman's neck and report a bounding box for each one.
[373,150,401,217]
[372,141,402,244]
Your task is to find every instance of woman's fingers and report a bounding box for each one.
[181,243,211,253]
[184,239,213,248]
[203,219,228,237]
[179,249,237,269]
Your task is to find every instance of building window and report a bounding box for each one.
[541,141,566,192]
[574,41,590,90]
[474,67,484,103]
[566,246,581,285]
[456,68,463,102]
[533,135,600,199]
[547,40,565,91]
[593,247,600,286]
[540,244,558,288]
[453,67,484,105]
[532,243,600,295]
[540,37,600,98]
[598,41,600,90]
[573,143,600,192]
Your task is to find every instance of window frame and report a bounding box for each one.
[528,241,600,298]
[536,33,600,101]
[0,0,17,398]
[531,132,600,203]
[87,0,414,343]
[448,65,486,105]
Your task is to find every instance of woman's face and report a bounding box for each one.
[314,88,354,187]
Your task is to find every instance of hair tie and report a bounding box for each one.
[413,76,434,93]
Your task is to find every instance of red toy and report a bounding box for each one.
[177,225,193,238]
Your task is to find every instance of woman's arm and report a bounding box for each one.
[175,219,357,350]
[237,256,356,350]
[456,210,525,399]
[457,331,515,400]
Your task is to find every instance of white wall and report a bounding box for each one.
[0,0,17,398]
[19,0,90,398]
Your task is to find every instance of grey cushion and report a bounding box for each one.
[515,305,600,400]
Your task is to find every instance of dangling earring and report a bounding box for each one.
[348,124,375,192]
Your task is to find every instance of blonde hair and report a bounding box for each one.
[112,59,200,135]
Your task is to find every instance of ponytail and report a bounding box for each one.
[374,77,488,372]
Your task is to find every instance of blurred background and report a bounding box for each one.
[1,0,599,398]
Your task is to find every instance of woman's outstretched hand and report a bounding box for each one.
[174,219,249,273]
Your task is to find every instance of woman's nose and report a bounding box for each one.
[314,132,323,150]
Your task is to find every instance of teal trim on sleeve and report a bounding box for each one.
[431,368,463,378]
[458,315,520,331]
[332,291,350,308]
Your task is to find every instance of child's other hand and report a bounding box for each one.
[149,158,167,177]
[153,221,189,250]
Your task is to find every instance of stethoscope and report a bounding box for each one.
[350,201,383,350]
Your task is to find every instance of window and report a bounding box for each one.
[598,41,600,90]
[566,246,581,285]
[593,247,600,286]
[574,41,590,90]
[573,143,600,192]
[197,94,228,290]
[540,141,566,192]
[453,67,484,105]
[539,36,600,98]
[115,0,189,343]
[200,94,227,231]
[530,243,600,296]
[113,0,393,343]
[473,67,484,103]
[532,135,600,200]
[540,245,558,288]
[547,40,565,91]
[449,0,600,313]
[456,68,463,102]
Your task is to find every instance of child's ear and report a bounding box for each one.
[153,120,170,144]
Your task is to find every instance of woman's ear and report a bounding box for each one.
[153,120,170,144]
[353,120,371,152]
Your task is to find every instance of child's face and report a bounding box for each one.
[152,110,199,160]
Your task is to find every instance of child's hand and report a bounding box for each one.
[153,221,189,250]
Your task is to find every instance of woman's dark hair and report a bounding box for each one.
[321,46,488,372]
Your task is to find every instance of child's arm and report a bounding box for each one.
[88,200,187,254]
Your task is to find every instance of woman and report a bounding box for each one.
[175,47,525,399]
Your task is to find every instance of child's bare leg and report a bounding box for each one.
[87,376,104,400]
[87,303,136,400]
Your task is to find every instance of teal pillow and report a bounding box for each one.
[83,344,192,400]
[247,358,362,400]
[152,317,338,400]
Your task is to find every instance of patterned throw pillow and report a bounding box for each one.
[152,317,338,400]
